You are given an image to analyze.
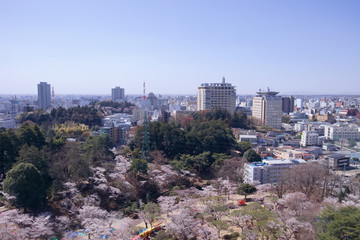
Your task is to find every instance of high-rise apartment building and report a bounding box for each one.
[197,78,236,114]
[112,87,125,102]
[252,89,282,129]
[37,82,51,110]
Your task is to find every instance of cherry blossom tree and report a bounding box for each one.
[241,227,259,240]
[196,224,217,240]
[281,192,312,217]
[53,215,71,237]
[230,210,252,232]
[205,203,229,221]
[77,205,119,239]
[214,177,237,201]
[178,197,203,213]
[24,213,55,239]
[138,210,149,229]
[157,196,177,216]
[109,217,133,240]
[275,192,317,239]
[0,209,20,239]
[343,194,360,208]
[175,187,205,198]
[143,202,160,228]
[167,209,200,239]
[286,163,325,198]
[210,220,228,238]
[277,216,314,240]
[0,210,55,240]
[273,173,292,198]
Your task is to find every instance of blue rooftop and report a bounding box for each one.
[250,162,265,166]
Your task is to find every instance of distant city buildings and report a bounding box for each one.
[37,82,51,110]
[100,113,132,145]
[0,118,16,129]
[111,87,125,102]
[252,89,282,129]
[132,108,145,123]
[197,77,236,114]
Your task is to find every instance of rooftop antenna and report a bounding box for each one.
[222,77,225,84]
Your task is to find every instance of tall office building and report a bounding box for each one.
[282,96,295,114]
[295,98,303,110]
[112,87,125,102]
[197,77,236,114]
[37,82,51,110]
[252,88,282,129]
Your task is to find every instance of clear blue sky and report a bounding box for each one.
[1,0,359,95]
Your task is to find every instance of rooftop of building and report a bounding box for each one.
[239,135,257,139]
[256,87,279,96]
[199,77,234,88]
[263,159,295,165]
[249,158,306,166]
[328,153,347,158]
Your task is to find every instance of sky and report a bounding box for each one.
[0,0,359,95]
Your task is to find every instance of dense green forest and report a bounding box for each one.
[96,100,135,109]
[129,109,252,173]
[18,106,102,127]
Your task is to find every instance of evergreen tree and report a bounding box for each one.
[315,206,360,239]
[83,135,114,166]
[18,123,46,149]
[238,141,252,156]
[3,163,46,211]
[17,144,49,175]
[130,158,148,176]
[243,149,261,162]
[237,183,257,200]
[0,129,20,175]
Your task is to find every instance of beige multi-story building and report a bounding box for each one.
[197,78,236,113]
[324,124,360,141]
[252,89,282,129]
[300,130,320,147]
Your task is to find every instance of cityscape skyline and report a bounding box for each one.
[1,0,359,95]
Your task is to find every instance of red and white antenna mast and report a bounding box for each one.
[143,81,146,100]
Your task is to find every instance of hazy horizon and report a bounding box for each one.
[1,0,359,95]
[1,92,360,98]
